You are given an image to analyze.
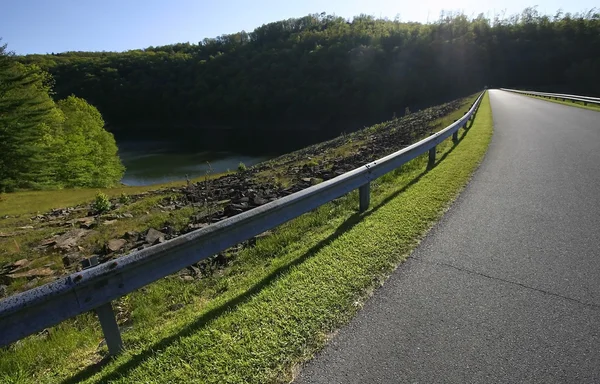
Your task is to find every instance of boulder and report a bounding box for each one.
[253,196,268,206]
[62,253,82,268]
[78,217,96,229]
[124,231,139,240]
[145,228,166,245]
[106,239,127,253]
[53,229,89,251]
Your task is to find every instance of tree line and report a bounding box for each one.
[2,8,599,191]
[18,7,599,150]
[0,42,124,192]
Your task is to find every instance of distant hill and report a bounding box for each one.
[18,8,600,148]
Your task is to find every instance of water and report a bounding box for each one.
[118,140,270,186]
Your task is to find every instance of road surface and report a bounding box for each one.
[295,90,600,383]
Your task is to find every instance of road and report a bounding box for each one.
[295,90,600,383]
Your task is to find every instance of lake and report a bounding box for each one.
[118,140,270,186]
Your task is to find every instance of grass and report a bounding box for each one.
[521,93,600,112]
[0,92,492,383]
[0,172,229,218]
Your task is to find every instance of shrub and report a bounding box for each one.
[118,192,131,204]
[92,192,111,213]
[238,162,247,172]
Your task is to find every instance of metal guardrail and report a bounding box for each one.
[0,91,485,355]
[501,88,600,106]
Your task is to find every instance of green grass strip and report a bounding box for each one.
[0,92,492,383]
[522,93,600,112]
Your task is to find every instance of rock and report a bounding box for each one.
[106,239,127,253]
[187,265,201,277]
[168,303,185,311]
[7,267,54,281]
[124,231,139,240]
[122,213,134,218]
[102,219,117,226]
[40,238,57,247]
[238,196,250,203]
[302,177,312,183]
[253,196,268,206]
[18,225,34,230]
[188,223,209,231]
[77,217,96,229]
[248,231,273,246]
[145,228,166,245]
[54,229,89,251]
[0,284,6,297]
[37,328,51,339]
[11,259,30,269]
[180,275,194,282]
[0,232,16,238]
[24,278,40,289]
[224,204,244,216]
[192,211,210,222]
[62,253,82,268]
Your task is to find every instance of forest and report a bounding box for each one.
[17,7,600,153]
[2,8,599,190]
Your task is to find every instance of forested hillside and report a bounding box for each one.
[19,8,600,150]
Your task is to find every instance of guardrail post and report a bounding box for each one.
[359,182,370,213]
[452,130,459,144]
[428,147,436,169]
[84,257,123,356]
[96,303,124,356]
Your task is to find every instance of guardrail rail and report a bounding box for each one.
[501,88,600,106]
[0,91,485,356]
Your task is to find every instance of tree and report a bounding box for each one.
[14,9,600,154]
[1,40,124,191]
[0,41,55,191]
[54,96,124,187]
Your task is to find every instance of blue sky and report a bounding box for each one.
[2,0,597,54]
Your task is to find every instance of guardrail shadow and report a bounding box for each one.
[60,124,472,384]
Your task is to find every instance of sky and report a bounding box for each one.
[1,0,597,54]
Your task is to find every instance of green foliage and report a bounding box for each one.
[53,96,125,187]
[0,42,56,192]
[15,8,600,153]
[118,192,131,204]
[0,40,124,191]
[237,162,247,172]
[306,159,319,167]
[92,191,111,213]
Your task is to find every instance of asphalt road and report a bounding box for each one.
[295,90,600,383]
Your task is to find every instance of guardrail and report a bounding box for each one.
[501,88,600,106]
[0,91,485,355]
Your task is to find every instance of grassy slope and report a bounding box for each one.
[0,173,229,217]
[0,92,492,383]
[523,93,600,112]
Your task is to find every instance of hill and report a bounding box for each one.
[18,9,600,152]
